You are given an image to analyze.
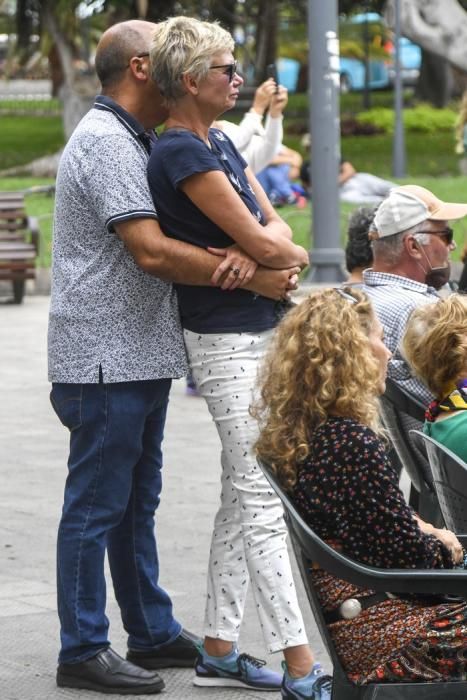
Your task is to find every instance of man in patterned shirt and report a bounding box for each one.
[362,184,467,404]
[48,19,298,695]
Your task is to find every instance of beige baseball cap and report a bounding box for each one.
[372,185,467,238]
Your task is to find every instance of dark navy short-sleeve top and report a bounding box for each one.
[147,127,277,334]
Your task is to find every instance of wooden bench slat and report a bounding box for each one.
[0,192,39,300]
[0,270,36,282]
[0,234,31,242]
[0,243,36,251]
[0,251,36,262]
[0,221,29,229]
[0,191,25,198]
[0,241,36,250]
[0,262,36,279]
[0,250,35,258]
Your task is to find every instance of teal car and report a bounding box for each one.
[339,55,389,92]
[339,12,421,92]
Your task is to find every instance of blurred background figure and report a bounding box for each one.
[455,91,467,176]
[300,135,395,204]
[338,158,395,203]
[345,205,376,285]
[458,242,467,292]
[256,145,307,208]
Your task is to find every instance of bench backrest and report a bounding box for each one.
[0,192,29,234]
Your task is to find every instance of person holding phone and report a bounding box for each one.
[215,78,287,175]
[267,63,280,93]
[254,63,306,207]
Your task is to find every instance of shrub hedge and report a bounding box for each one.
[356,104,457,134]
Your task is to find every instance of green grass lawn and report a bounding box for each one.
[0,98,61,113]
[0,116,64,170]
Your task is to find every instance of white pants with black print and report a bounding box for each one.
[184,328,308,653]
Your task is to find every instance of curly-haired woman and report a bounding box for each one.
[403,294,467,462]
[254,288,467,688]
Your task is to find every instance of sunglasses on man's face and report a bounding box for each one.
[417,227,455,246]
[208,61,238,83]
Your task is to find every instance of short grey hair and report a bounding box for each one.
[371,222,430,265]
[150,16,234,102]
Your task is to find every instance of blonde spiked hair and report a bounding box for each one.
[150,16,234,102]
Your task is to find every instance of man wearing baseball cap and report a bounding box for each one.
[362,184,467,403]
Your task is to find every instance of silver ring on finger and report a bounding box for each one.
[231,267,240,277]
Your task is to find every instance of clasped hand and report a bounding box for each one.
[209,244,258,290]
[209,244,300,301]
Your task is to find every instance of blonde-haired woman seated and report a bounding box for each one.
[254,288,467,687]
[403,294,467,462]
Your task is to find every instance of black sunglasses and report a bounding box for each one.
[335,288,358,304]
[126,52,150,69]
[416,227,454,245]
[209,61,238,83]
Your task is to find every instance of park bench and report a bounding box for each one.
[0,191,40,304]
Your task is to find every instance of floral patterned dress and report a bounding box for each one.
[293,416,467,684]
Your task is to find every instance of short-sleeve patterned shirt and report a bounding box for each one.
[48,96,187,383]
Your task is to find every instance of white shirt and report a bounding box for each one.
[217,111,283,174]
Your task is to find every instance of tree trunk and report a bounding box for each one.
[211,0,238,34]
[59,81,98,140]
[41,0,98,140]
[415,49,453,106]
[254,0,279,82]
[15,0,34,63]
[385,0,467,73]
[146,1,179,22]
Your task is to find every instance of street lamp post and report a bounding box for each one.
[306,0,345,282]
[362,4,371,110]
[392,0,406,177]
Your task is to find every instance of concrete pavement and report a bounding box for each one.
[0,295,329,700]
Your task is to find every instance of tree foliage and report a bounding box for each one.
[10,0,467,128]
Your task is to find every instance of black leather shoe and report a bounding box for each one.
[56,647,165,694]
[127,628,201,669]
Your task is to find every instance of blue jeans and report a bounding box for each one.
[51,379,181,664]
[256,164,294,202]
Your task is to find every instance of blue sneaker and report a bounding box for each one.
[193,645,282,690]
[282,662,333,699]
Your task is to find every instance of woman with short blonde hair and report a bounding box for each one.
[254,287,467,686]
[146,15,325,700]
[403,294,467,462]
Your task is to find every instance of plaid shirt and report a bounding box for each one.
[362,269,439,405]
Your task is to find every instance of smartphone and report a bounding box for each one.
[266,63,279,93]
